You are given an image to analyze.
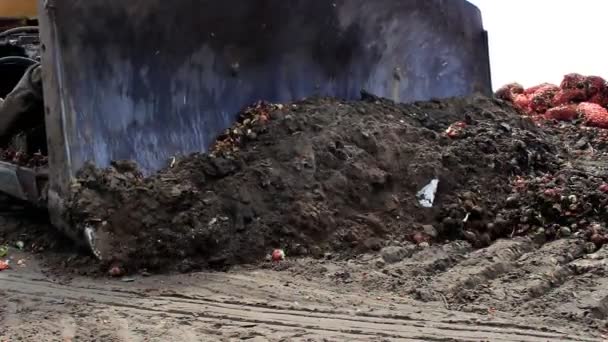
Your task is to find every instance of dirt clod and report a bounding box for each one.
[381,245,415,264]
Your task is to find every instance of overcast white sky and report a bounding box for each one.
[467,0,606,90]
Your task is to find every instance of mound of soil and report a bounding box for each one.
[65,95,608,273]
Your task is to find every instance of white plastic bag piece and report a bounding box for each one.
[85,225,102,261]
[417,179,439,208]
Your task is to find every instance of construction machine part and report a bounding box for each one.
[0,57,37,98]
[0,25,41,63]
[0,63,43,139]
[38,0,491,241]
[0,60,47,213]
[0,160,46,204]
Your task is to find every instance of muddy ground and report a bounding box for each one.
[2,94,608,339]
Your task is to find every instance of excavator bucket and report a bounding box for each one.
[37,0,491,241]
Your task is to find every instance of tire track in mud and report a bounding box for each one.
[439,239,586,303]
[426,238,536,296]
[2,287,575,342]
[0,271,600,341]
[521,246,608,322]
[320,237,608,337]
[387,237,608,334]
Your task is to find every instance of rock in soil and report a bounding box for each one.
[64,95,608,273]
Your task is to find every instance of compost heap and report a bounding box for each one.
[67,93,608,273]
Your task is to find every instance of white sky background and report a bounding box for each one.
[467,0,607,90]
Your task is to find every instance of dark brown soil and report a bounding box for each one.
[64,95,608,274]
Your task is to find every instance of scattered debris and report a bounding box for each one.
[272,249,285,262]
[108,265,125,278]
[15,241,24,250]
[0,245,8,258]
[445,122,466,138]
[418,242,430,249]
[50,298,66,305]
[0,260,9,271]
[84,225,102,261]
[210,101,280,158]
[417,179,439,208]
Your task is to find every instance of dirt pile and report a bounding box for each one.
[65,94,608,273]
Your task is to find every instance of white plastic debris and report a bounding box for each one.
[84,225,102,261]
[417,179,439,208]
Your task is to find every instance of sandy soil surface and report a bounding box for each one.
[0,246,605,341]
